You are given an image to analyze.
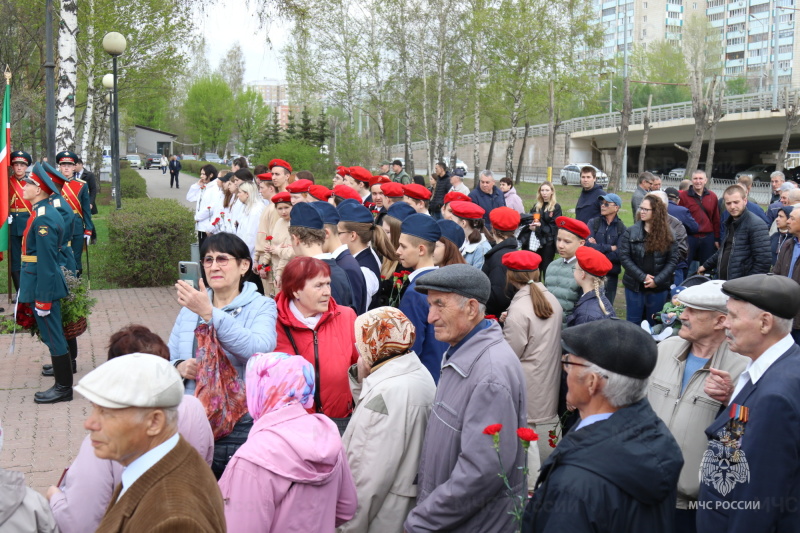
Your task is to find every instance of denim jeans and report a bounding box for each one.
[688,233,716,269]
[605,274,619,305]
[625,288,669,326]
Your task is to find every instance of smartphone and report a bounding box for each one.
[178,261,201,290]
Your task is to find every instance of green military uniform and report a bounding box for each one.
[390,169,411,185]
[21,163,73,404]
[53,153,94,273]
[8,150,33,291]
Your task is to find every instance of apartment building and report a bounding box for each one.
[245,78,291,127]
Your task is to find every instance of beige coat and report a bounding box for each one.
[648,336,748,508]
[256,214,293,297]
[502,283,563,423]
[254,202,278,265]
[340,353,436,533]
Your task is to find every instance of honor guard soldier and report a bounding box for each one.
[8,150,32,292]
[55,150,94,275]
[20,163,73,404]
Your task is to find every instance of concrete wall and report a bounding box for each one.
[134,128,174,156]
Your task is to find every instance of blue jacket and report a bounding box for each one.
[586,215,626,276]
[168,281,277,393]
[321,258,356,313]
[469,186,505,230]
[335,248,368,315]
[575,184,605,224]
[698,343,800,533]
[766,200,783,224]
[566,290,616,326]
[399,270,449,383]
[667,202,699,235]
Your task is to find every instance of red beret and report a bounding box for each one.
[332,184,362,202]
[575,246,612,277]
[369,175,391,188]
[449,200,485,220]
[256,172,273,182]
[443,191,471,205]
[403,184,431,201]
[286,179,313,194]
[489,206,521,232]
[269,159,292,172]
[309,184,332,201]
[271,192,291,204]
[336,166,349,177]
[349,166,372,183]
[381,182,404,198]
[502,250,542,272]
[555,216,590,239]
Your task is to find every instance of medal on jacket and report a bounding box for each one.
[726,403,749,454]
[700,404,751,496]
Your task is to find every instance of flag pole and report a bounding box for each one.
[4,66,10,306]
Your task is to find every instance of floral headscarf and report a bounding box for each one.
[354,306,416,368]
[245,352,315,420]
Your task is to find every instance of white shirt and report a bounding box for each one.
[730,334,794,401]
[118,432,179,501]
[409,265,437,283]
[574,412,614,431]
[236,201,265,261]
[451,182,470,195]
[332,244,349,260]
[290,300,322,329]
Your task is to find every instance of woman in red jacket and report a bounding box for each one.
[275,256,358,433]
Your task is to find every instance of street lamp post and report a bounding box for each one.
[102,32,126,209]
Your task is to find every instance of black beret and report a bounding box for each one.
[722,273,800,319]
[414,263,491,305]
[561,319,657,379]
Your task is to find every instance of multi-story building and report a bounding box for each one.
[245,78,291,128]
[595,0,798,94]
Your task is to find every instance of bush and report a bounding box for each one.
[180,160,224,176]
[100,198,196,287]
[256,139,333,179]
[120,167,147,199]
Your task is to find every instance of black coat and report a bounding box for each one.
[81,170,98,214]
[586,215,626,276]
[519,203,563,251]
[523,399,683,533]
[619,221,680,293]
[702,210,771,280]
[481,237,519,316]
[428,172,452,214]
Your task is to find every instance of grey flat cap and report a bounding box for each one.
[562,319,657,379]
[722,273,800,319]
[677,280,728,314]
[414,264,491,305]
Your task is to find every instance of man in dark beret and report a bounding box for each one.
[697,273,800,533]
[523,319,683,533]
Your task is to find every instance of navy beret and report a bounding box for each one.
[386,202,416,222]
[414,264,491,305]
[337,199,374,224]
[437,219,465,249]
[401,213,441,243]
[561,319,657,379]
[290,202,324,230]
[311,201,340,226]
[722,273,800,319]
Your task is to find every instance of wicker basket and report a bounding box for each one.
[63,317,87,340]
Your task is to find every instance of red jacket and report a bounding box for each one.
[679,188,720,240]
[275,292,358,419]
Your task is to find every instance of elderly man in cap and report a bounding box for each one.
[523,319,683,533]
[404,264,527,533]
[697,274,800,533]
[647,281,748,532]
[586,192,626,304]
[76,353,225,532]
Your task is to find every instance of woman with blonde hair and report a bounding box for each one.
[260,192,295,296]
[520,182,562,275]
[567,246,616,326]
[449,201,492,269]
[499,250,563,480]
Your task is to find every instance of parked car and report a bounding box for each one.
[126,154,142,169]
[668,167,686,179]
[455,159,468,173]
[559,164,608,187]
[203,153,222,164]
[735,164,776,182]
[145,154,162,169]
[180,154,197,161]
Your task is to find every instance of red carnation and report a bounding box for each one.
[483,424,503,435]
[265,266,272,272]
[517,428,538,442]
[266,235,273,241]
[212,217,221,226]
[393,272,402,278]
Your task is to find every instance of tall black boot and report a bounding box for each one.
[34,355,73,404]
[42,338,77,376]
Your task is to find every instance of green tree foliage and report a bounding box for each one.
[285,111,298,140]
[316,110,328,147]
[235,88,270,156]
[630,41,692,108]
[184,74,234,153]
[299,107,314,143]
[726,76,749,95]
[255,139,332,178]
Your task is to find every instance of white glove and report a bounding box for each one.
[85,234,92,245]
[36,309,50,317]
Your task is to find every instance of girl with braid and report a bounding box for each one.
[567,246,616,326]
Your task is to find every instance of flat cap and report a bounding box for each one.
[665,187,680,200]
[271,192,291,205]
[444,191,471,205]
[450,200,485,220]
[381,182,404,198]
[338,198,374,224]
[401,213,440,243]
[312,201,340,225]
[575,246,612,277]
[556,216,590,239]
[489,206,520,232]
[437,219,465,248]
[403,184,431,201]
[414,263,491,305]
[386,201,416,222]
[562,319,657,379]
[290,202,324,229]
[502,250,541,272]
[269,159,292,172]
[74,353,184,409]
[675,279,728,313]
[722,274,800,319]
[332,184,362,202]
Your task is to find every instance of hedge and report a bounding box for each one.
[180,160,223,176]
[120,167,147,199]
[100,198,195,287]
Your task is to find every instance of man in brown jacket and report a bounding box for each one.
[74,353,225,533]
[773,205,800,344]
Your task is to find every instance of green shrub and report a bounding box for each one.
[100,198,195,287]
[120,168,147,199]
[180,160,223,176]
[256,140,334,179]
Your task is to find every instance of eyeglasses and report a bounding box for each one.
[203,255,233,267]
[639,207,653,212]
[600,202,617,208]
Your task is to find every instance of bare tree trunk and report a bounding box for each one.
[515,120,529,184]
[472,87,481,183]
[485,128,497,175]
[505,92,521,177]
[449,109,465,170]
[546,80,555,182]
[421,57,432,176]
[609,75,631,192]
[705,86,725,178]
[777,88,800,172]
[638,94,652,173]
[684,76,717,179]
[56,0,78,150]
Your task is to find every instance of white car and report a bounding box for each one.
[455,159,468,173]
[559,164,608,187]
[203,153,222,164]
[126,154,142,169]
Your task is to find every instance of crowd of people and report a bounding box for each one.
[5,155,800,533]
